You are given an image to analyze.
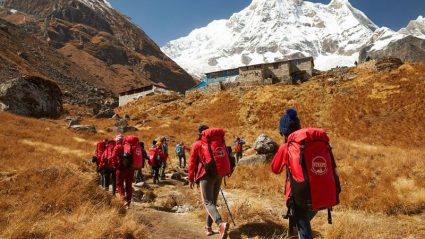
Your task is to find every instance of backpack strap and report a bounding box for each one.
[327,208,333,224]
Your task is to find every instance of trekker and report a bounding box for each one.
[149,140,163,184]
[93,139,108,186]
[272,108,341,239]
[188,125,230,238]
[135,142,149,183]
[99,140,117,195]
[233,137,246,163]
[176,142,188,168]
[160,137,169,179]
[112,134,134,209]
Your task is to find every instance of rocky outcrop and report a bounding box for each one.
[359,36,425,63]
[239,134,278,165]
[253,134,278,154]
[70,124,96,133]
[0,76,62,118]
[239,154,273,166]
[0,0,196,94]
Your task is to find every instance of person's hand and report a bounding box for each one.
[189,181,195,189]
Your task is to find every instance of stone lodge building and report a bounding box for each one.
[187,56,314,94]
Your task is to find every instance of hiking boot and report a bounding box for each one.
[218,222,229,239]
[204,226,213,236]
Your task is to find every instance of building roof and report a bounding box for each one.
[204,56,314,75]
[118,83,168,96]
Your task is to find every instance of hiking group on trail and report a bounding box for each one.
[91,107,341,239]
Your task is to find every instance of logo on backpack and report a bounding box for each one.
[311,156,327,176]
[213,147,226,158]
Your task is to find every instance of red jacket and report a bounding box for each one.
[188,140,204,183]
[271,143,291,205]
[112,143,124,169]
[99,141,116,170]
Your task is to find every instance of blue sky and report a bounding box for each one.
[108,0,425,47]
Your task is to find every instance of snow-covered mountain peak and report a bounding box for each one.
[162,0,381,76]
[399,15,425,39]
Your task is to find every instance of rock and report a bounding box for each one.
[133,189,144,202]
[123,114,130,120]
[70,125,96,133]
[111,126,137,133]
[171,172,183,180]
[141,191,156,203]
[124,126,138,132]
[238,153,274,165]
[375,58,403,71]
[115,118,128,127]
[171,205,194,213]
[64,116,80,127]
[0,76,62,118]
[96,109,115,118]
[253,134,278,154]
[0,24,8,33]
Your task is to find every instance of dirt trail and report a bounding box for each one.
[130,175,224,239]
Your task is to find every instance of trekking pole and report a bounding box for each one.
[220,188,236,226]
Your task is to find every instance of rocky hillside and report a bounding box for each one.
[0,0,196,93]
[0,18,114,107]
[117,62,425,149]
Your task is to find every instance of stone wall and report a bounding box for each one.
[290,58,314,79]
[119,89,154,106]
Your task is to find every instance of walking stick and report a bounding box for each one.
[220,188,236,226]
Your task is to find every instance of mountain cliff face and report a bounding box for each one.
[0,0,196,93]
[162,0,425,77]
[162,0,378,76]
[399,16,425,39]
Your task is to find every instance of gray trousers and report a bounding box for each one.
[199,175,223,227]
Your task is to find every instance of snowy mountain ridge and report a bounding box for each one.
[162,0,424,77]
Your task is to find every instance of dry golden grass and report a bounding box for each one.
[0,112,147,239]
[1,63,425,238]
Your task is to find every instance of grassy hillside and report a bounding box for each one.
[1,63,424,238]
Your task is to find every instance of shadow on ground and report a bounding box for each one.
[229,220,287,238]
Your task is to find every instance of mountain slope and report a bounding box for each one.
[399,15,425,39]
[0,0,196,93]
[0,18,113,106]
[162,0,378,76]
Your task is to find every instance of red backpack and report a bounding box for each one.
[200,128,231,177]
[123,135,143,169]
[96,141,106,162]
[100,140,116,170]
[286,128,341,223]
[148,147,162,167]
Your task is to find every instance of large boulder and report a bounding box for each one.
[253,134,278,154]
[0,76,62,118]
[238,153,275,166]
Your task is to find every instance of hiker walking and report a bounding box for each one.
[93,139,108,186]
[148,140,164,184]
[99,140,117,195]
[188,125,231,238]
[272,108,341,239]
[112,134,134,209]
[176,142,188,168]
[134,142,148,183]
[233,137,245,163]
[160,137,169,179]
